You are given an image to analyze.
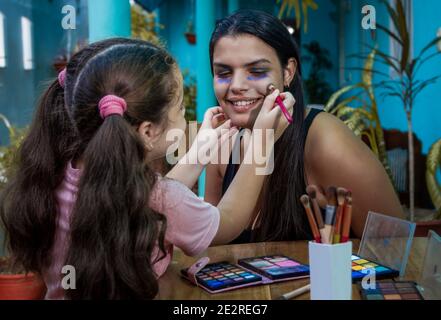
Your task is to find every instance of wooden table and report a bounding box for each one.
[157,238,427,300]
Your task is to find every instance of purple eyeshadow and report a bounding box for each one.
[247,74,268,81]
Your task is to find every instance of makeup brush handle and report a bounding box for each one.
[319,229,329,244]
[275,96,293,124]
[275,284,311,300]
[322,225,332,244]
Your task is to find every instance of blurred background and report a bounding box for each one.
[0,0,440,239]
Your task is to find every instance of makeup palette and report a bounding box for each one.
[358,280,424,300]
[181,255,309,294]
[351,254,399,282]
[238,255,310,280]
[182,261,262,292]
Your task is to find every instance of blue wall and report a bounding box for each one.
[0,0,34,144]
[0,0,88,145]
[157,0,198,77]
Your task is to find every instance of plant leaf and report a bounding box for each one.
[376,23,403,46]
[418,35,441,57]
[325,83,363,110]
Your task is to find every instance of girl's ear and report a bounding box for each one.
[283,58,297,88]
[137,121,162,151]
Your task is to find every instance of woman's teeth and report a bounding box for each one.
[232,99,257,106]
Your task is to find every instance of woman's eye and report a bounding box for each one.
[250,69,267,75]
[217,71,231,78]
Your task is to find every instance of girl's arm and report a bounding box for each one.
[305,112,404,238]
[211,90,295,245]
[166,107,236,189]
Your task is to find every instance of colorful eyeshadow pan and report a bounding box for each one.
[359,280,424,300]
[351,255,399,282]
[191,262,262,291]
[238,255,309,280]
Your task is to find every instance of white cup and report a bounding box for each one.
[308,241,352,300]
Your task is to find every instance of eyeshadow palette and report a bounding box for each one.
[351,254,399,282]
[358,280,424,300]
[238,255,310,280]
[181,261,262,293]
[181,255,310,294]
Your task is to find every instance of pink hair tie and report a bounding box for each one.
[98,95,127,119]
[58,68,67,88]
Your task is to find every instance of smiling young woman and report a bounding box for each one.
[204,10,404,243]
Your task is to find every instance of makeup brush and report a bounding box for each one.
[333,188,347,244]
[300,195,321,243]
[341,193,353,243]
[274,284,311,300]
[324,187,337,244]
[267,84,293,124]
[306,185,328,244]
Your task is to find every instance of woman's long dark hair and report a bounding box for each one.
[1,38,177,299]
[210,10,312,241]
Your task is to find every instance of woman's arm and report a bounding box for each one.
[305,112,404,238]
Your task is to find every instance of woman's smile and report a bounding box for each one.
[227,97,264,113]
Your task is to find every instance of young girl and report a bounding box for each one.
[205,10,404,243]
[0,38,293,299]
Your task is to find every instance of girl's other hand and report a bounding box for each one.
[193,107,238,164]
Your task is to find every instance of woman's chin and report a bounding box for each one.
[229,114,255,129]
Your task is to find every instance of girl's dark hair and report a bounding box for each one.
[210,9,312,241]
[1,38,178,299]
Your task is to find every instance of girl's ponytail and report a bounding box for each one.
[66,95,167,299]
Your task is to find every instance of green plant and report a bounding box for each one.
[131,3,164,47]
[360,0,441,221]
[0,114,26,189]
[303,41,333,104]
[426,138,441,219]
[325,50,394,186]
[277,0,318,33]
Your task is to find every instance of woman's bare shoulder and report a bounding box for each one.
[304,111,377,173]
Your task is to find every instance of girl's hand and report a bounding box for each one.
[199,107,237,144]
[194,107,238,164]
[253,90,295,142]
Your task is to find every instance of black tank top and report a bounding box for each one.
[221,108,323,244]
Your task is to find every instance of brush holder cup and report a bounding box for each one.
[309,241,352,300]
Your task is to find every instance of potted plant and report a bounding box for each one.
[0,257,46,300]
[185,20,196,45]
[0,114,46,300]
